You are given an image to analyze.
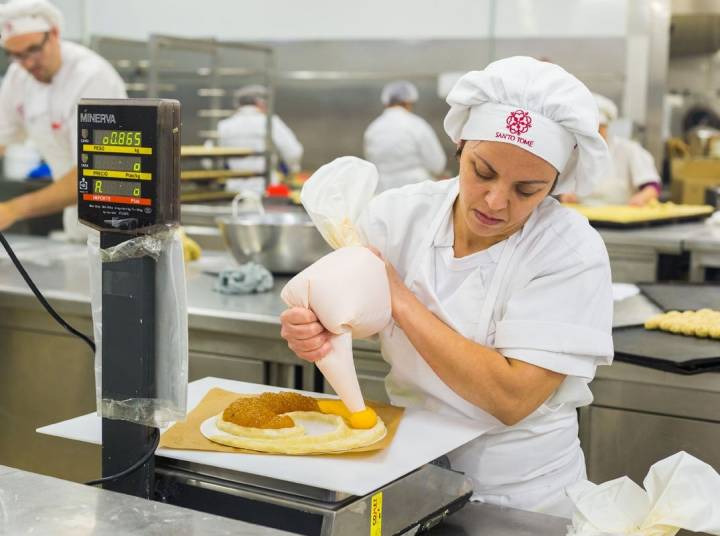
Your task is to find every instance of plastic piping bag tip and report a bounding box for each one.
[317,400,378,429]
[316,331,366,413]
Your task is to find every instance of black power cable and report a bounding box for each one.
[85,428,160,486]
[0,231,95,353]
[0,230,159,487]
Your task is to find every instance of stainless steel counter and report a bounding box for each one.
[0,464,297,535]
[0,234,377,349]
[430,503,568,535]
[597,222,707,252]
[684,224,720,281]
[0,462,571,536]
[597,222,714,282]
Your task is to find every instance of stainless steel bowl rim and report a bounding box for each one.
[216,215,317,228]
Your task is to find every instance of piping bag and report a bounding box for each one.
[280,157,391,428]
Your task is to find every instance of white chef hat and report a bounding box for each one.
[444,56,610,195]
[0,0,63,44]
[593,93,619,125]
[381,81,419,106]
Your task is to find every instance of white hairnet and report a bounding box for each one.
[443,56,610,195]
[0,0,63,43]
[233,84,268,107]
[381,81,419,106]
[592,93,618,125]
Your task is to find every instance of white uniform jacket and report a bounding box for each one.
[0,40,127,239]
[580,135,660,205]
[363,107,446,193]
[358,178,614,517]
[217,105,303,176]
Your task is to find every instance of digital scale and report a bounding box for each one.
[77,98,181,498]
[78,98,180,233]
[65,98,475,535]
[154,455,472,536]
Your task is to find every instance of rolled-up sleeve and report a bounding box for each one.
[628,141,660,188]
[494,249,614,379]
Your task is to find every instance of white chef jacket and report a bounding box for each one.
[358,178,614,517]
[217,105,303,189]
[579,135,660,205]
[363,107,447,194]
[0,41,127,240]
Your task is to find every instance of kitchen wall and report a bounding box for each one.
[46,1,671,169]
[55,0,627,42]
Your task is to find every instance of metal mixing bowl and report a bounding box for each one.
[217,211,332,274]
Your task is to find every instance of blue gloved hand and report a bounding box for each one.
[27,161,52,179]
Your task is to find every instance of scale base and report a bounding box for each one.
[154,458,473,536]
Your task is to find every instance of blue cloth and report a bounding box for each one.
[214,262,274,294]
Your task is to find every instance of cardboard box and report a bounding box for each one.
[670,158,720,204]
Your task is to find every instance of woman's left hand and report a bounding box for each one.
[367,246,415,323]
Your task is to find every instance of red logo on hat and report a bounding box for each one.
[506,110,532,135]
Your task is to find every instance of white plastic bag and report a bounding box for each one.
[282,157,390,412]
[88,227,188,428]
[566,451,720,536]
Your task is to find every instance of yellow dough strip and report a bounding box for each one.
[316,399,378,429]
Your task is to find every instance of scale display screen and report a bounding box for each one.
[92,179,141,197]
[93,154,142,172]
[93,129,142,146]
[77,98,180,233]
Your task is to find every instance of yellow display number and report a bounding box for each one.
[370,492,383,536]
[101,130,142,146]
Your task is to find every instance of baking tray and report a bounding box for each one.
[638,282,720,311]
[586,213,711,229]
[568,204,713,229]
[612,282,720,373]
[613,325,720,375]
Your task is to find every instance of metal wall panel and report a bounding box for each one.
[264,38,626,170]
[583,406,720,485]
[94,37,625,171]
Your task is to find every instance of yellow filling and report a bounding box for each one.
[317,399,378,429]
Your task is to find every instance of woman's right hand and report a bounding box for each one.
[280,307,332,363]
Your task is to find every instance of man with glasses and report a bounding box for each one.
[0,0,126,240]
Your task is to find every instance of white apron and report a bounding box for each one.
[378,181,583,516]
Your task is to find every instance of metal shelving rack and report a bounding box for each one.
[148,35,276,203]
[91,34,276,204]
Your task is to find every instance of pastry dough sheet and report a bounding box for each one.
[160,387,403,455]
[202,411,387,455]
